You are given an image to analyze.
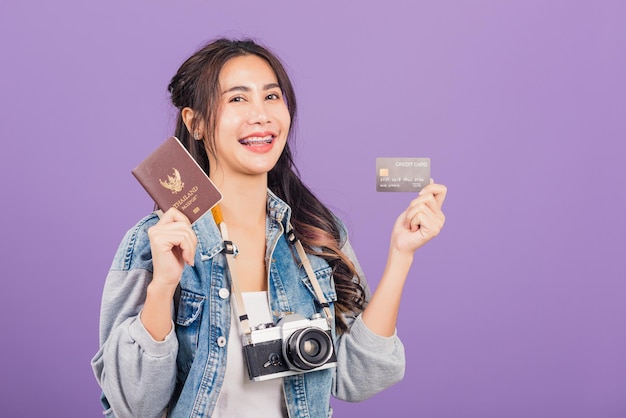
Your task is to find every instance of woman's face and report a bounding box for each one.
[208,54,291,182]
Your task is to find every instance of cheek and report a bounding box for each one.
[216,110,243,136]
[278,107,291,132]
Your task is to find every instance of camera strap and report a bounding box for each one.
[285,226,334,326]
[211,205,334,343]
[211,205,253,340]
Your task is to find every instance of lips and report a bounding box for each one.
[238,134,274,146]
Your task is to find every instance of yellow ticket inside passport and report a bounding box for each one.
[376,157,430,192]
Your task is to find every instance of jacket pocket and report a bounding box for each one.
[175,289,205,375]
[300,264,338,305]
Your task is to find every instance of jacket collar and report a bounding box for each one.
[191,188,292,260]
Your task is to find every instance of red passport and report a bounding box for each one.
[132,136,222,224]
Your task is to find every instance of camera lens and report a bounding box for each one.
[302,339,321,357]
[284,327,333,371]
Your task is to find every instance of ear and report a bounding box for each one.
[181,107,204,140]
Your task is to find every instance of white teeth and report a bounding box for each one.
[240,135,273,145]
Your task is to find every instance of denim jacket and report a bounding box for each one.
[91,190,405,418]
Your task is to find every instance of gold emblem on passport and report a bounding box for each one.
[159,168,185,193]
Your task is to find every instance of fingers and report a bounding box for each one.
[403,183,447,236]
[148,208,198,267]
[409,207,445,238]
[160,206,193,225]
[404,204,445,236]
[421,181,448,207]
[406,183,446,217]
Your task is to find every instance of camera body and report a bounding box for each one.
[243,313,337,381]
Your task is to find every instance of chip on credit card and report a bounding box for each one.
[376,157,430,192]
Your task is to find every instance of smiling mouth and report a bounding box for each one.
[238,135,274,146]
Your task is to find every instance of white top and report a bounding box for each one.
[213,291,287,418]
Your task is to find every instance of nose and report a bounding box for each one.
[247,101,270,125]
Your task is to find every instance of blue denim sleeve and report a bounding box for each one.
[332,236,406,401]
[90,214,178,418]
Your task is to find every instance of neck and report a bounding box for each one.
[212,174,268,228]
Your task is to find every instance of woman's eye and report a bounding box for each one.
[229,96,245,103]
[266,93,280,100]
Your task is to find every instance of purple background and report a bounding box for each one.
[1,1,624,416]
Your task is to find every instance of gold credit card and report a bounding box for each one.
[376,157,431,192]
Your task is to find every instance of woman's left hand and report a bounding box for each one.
[390,180,447,255]
[362,180,447,336]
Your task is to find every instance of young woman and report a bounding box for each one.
[91,38,447,418]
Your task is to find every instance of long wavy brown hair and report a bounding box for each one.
[167,38,365,334]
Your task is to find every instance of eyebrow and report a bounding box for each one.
[222,83,281,95]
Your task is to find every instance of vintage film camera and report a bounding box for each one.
[243,312,337,381]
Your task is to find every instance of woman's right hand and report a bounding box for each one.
[147,207,198,290]
[141,208,197,340]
